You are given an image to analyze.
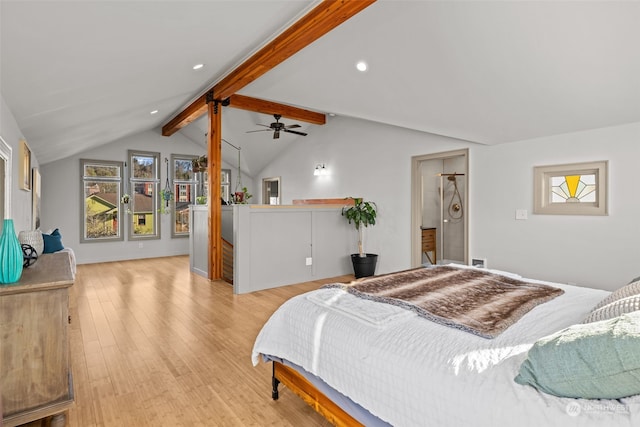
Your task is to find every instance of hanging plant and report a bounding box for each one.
[233,186,252,204]
[192,155,207,173]
[158,189,174,214]
[159,158,174,214]
[120,193,132,214]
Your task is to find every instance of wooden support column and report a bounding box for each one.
[206,92,222,280]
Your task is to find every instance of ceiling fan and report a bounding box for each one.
[246,114,308,139]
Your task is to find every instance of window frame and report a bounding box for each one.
[128,150,161,240]
[171,154,198,238]
[80,158,124,243]
[221,168,231,204]
[534,160,608,216]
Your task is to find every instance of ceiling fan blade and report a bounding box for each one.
[283,129,308,136]
[285,124,301,129]
[273,130,280,139]
[246,129,272,133]
[255,123,270,128]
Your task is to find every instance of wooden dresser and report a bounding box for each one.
[0,252,74,427]
[421,227,437,264]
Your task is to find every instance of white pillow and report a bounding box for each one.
[584,294,640,323]
[591,280,640,311]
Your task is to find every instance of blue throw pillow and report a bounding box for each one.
[43,228,65,253]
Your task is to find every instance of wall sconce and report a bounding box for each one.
[314,163,328,176]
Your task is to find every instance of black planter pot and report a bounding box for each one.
[351,253,378,278]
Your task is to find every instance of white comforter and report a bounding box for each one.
[252,270,640,426]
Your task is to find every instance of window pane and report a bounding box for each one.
[84,163,120,178]
[131,182,156,235]
[550,174,597,204]
[84,180,120,239]
[171,154,199,237]
[128,150,160,240]
[175,203,191,233]
[174,158,193,181]
[132,155,155,179]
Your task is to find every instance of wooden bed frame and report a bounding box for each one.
[271,361,363,427]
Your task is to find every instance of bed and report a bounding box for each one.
[252,265,640,426]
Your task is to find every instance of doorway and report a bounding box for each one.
[0,157,4,218]
[262,176,281,205]
[411,149,468,267]
[1,136,12,220]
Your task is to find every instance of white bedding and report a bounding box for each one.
[252,270,640,426]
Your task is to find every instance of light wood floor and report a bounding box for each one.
[35,256,354,427]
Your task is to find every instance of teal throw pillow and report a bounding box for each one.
[43,228,65,253]
[515,311,640,399]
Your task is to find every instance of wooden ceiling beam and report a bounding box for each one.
[162,93,207,136]
[213,0,376,101]
[162,0,375,136]
[228,94,326,125]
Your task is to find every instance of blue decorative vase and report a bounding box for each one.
[0,219,24,284]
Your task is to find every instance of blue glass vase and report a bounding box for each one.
[0,219,24,284]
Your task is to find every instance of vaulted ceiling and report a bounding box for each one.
[2,1,639,175]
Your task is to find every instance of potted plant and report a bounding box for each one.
[192,155,207,173]
[233,186,253,204]
[158,189,173,214]
[342,197,378,278]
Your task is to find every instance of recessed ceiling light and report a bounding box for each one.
[150,110,158,115]
[193,63,204,70]
[356,61,368,72]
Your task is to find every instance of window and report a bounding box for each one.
[171,154,198,237]
[222,169,231,204]
[80,159,124,242]
[128,150,160,239]
[534,161,608,215]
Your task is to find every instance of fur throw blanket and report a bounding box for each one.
[330,266,564,338]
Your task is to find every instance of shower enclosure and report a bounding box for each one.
[419,155,467,265]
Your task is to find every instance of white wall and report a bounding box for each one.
[472,122,640,290]
[257,115,472,276]
[234,205,353,293]
[40,128,255,264]
[0,93,38,232]
[257,115,640,291]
